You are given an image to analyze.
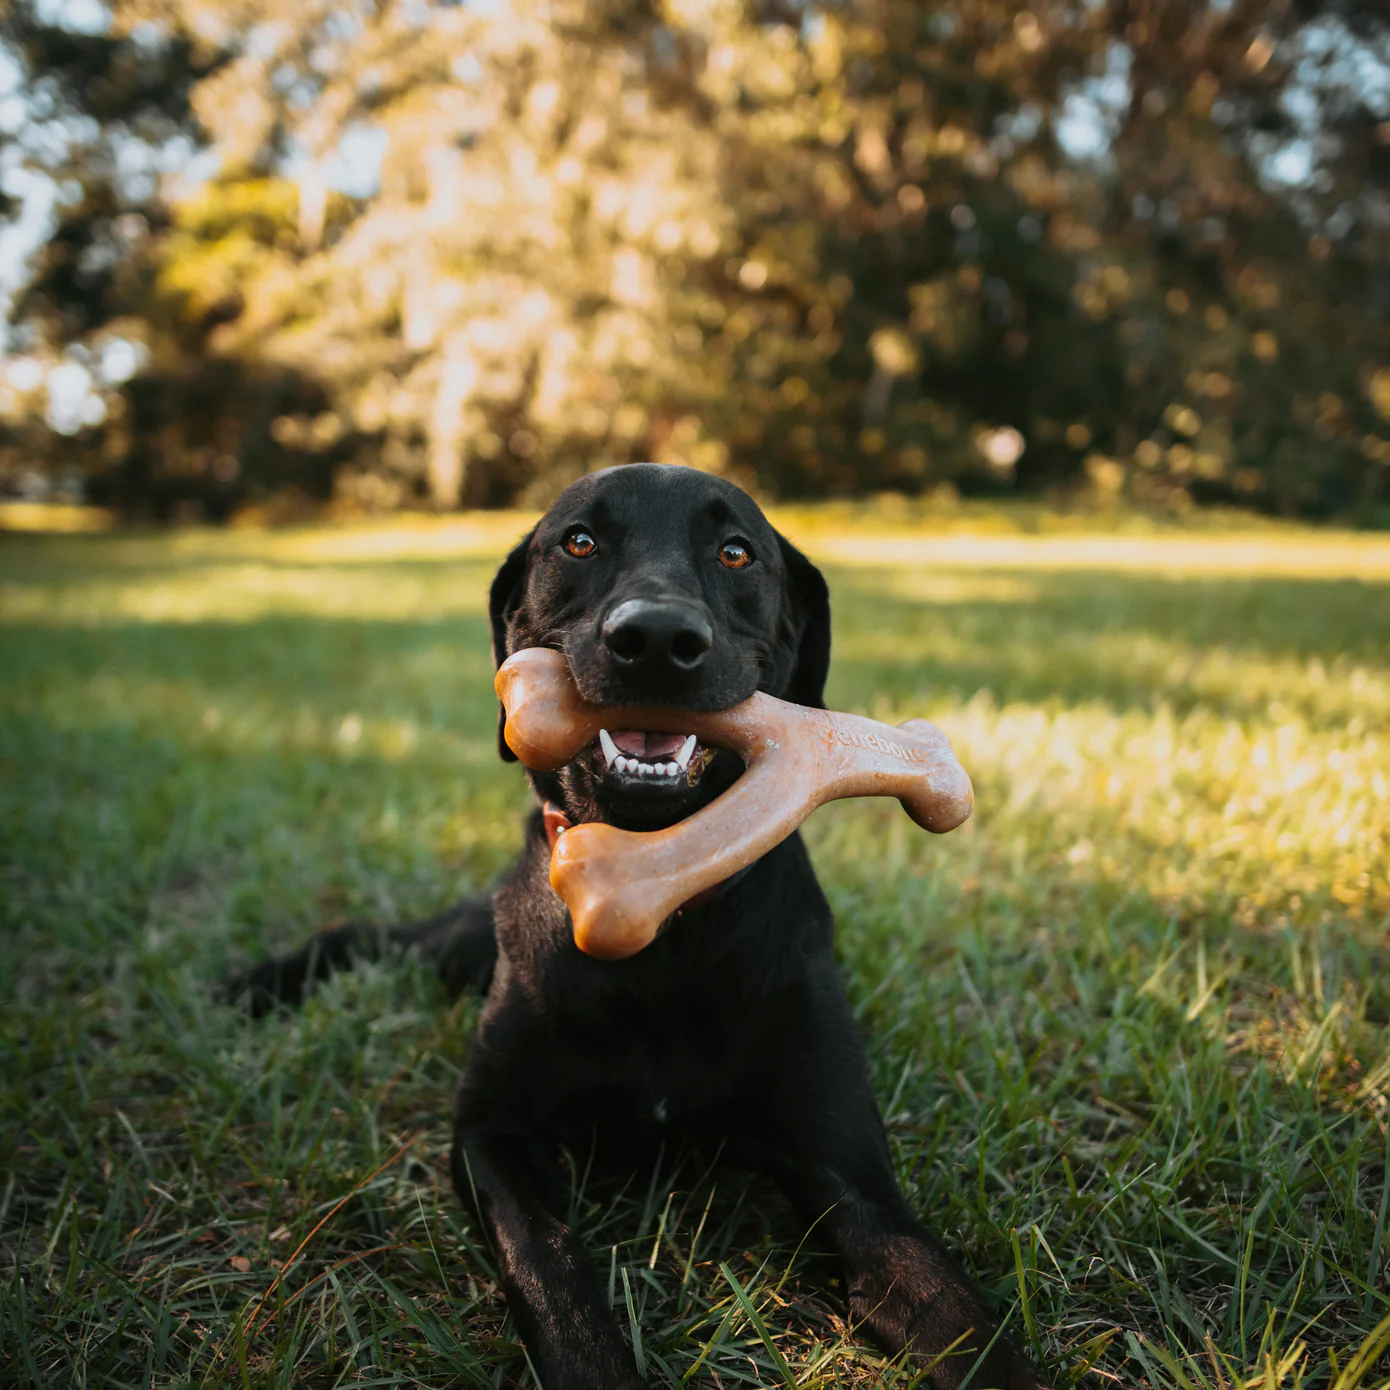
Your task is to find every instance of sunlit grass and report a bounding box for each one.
[1,516,1388,1388]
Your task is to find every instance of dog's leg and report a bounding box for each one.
[761,986,1045,1390]
[222,897,496,1015]
[452,1097,645,1390]
[783,1157,1043,1389]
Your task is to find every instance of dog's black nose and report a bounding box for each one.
[602,598,714,672]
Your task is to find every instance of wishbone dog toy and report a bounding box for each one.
[495,647,974,961]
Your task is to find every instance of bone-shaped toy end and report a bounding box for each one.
[495,648,589,770]
[894,718,974,833]
[550,825,667,960]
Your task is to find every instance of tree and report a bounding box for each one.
[3,0,1388,521]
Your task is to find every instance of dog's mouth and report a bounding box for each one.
[589,727,717,791]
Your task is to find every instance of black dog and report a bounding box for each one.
[231,464,1043,1390]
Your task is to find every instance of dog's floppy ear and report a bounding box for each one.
[776,534,831,709]
[489,527,536,762]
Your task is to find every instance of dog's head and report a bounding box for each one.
[489,463,830,831]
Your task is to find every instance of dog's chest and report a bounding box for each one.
[627,1018,767,1133]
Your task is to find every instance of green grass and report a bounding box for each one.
[1,515,1388,1389]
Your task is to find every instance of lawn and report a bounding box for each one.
[1,513,1388,1389]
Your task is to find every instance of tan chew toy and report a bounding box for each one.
[495,647,973,961]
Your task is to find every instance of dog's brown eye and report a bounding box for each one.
[564,528,597,558]
[718,540,752,569]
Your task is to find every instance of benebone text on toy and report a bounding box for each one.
[495,647,974,961]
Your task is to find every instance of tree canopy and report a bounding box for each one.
[2,0,1388,521]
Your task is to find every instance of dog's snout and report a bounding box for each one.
[602,598,714,672]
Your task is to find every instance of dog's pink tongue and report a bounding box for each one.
[611,730,687,759]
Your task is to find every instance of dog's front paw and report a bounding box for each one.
[850,1271,1046,1390]
[913,1320,1045,1390]
[904,1308,1045,1390]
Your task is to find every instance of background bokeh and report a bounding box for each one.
[2,0,1389,523]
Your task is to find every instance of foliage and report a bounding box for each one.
[2,514,1388,1386]
[1,0,1390,520]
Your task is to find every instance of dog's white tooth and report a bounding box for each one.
[638,762,653,776]
[664,762,678,776]
[615,755,629,773]
[674,734,697,770]
[599,728,620,768]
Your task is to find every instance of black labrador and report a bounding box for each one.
[230,463,1044,1390]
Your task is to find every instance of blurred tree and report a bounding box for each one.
[0,2,344,517]
[1,0,1387,521]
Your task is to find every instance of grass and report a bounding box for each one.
[1,512,1388,1389]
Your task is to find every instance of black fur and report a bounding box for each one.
[227,464,1044,1390]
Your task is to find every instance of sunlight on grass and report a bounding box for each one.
[812,532,1390,579]
[1,515,1387,1389]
